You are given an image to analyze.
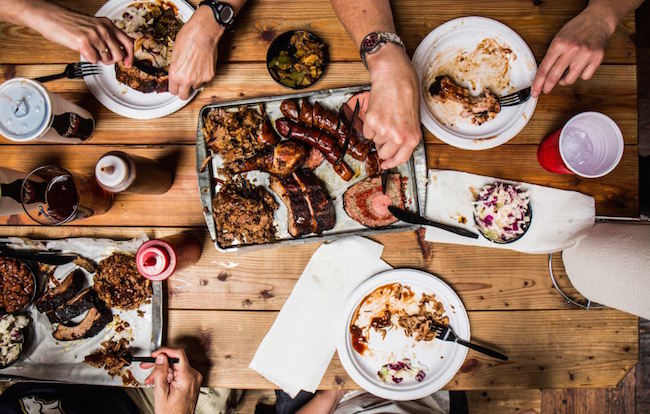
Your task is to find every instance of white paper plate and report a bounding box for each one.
[412,17,538,150]
[83,0,197,120]
[337,269,470,401]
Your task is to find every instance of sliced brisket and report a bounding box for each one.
[52,303,112,341]
[36,269,85,313]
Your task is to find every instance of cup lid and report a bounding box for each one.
[95,154,129,188]
[0,78,51,142]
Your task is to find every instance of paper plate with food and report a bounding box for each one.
[337,269,470,401]
[412,17,538,150]
[84,0,196,119]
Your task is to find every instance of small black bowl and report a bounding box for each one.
[266,30,328,90]
[0,257,43,315]
[0,312,34,369]
[472,185,533,245]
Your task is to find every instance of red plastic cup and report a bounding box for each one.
[537,128,573,174]
[537,112,624,178]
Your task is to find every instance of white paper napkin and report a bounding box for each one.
[249,236,392,397]
[424,170,595,254]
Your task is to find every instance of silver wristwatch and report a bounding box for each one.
[359,32,406,68]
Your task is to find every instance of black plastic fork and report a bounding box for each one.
[430,322,509,361]
[35,62,100,83]
[497,87,531,107]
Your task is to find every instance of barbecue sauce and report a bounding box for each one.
[350,324,367,354]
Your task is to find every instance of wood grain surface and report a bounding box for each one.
[0,63,637,146]
[166,309,637,389]
[0,0,636,64]
[0,0,640,392]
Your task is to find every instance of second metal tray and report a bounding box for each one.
[197,85,428,253]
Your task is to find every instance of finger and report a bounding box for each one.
[178,83,192,100]
[152,354,170,400]
[381,145,413,170]
[558,53,590,86]
[114,30,134,66]
[140,362,155,369]
[377,141,399,161]
[80,46,100,64]
[580,59,601,81]
[542,52,572,94]
[104,34,125,65]
[168,77,180,96]
[152,347,190,367]
[95,42,112,65]
[531,45,563,97]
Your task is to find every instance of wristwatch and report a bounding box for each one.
[199,0,235,29]
[359,32,406,68]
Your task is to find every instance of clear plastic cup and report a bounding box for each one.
[560,112,624,178]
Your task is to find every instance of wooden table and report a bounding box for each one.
[0,0,639,391]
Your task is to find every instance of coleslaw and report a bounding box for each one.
[473,182,531,243]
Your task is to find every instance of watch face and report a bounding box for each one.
[362,33,380,52]
[218,5,234,24]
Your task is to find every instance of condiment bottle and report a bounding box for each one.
[95,151,173,194]
[136,234,202,281]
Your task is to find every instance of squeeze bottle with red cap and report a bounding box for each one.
[95,151,173,194]
[136,234,201,281]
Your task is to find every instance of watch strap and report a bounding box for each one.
[199,0,235,29]
[360,32,405,69]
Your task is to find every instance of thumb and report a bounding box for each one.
[152,354,170,401]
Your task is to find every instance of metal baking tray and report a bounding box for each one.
[0,236,162,386]
[196,85,428,253]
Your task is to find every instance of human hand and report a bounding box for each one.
[36,8,133,66]
[531,5,618,97]
[363,44,422,169]
[168,5,223,100]
[140,347,202,414]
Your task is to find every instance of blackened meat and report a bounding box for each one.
[52,303,112,341]
[36,269,85,313]
[47,288,98,324]
[270,170,335,237]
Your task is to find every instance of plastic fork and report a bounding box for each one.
[35,62,100,83]
[497,87,531,107]
[430,322,509,361]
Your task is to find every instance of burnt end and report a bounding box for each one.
[279,99,300,122]
[49,288,98,323]
[52,303,112,341]
[274,118,292,137]
[115,62,169,94]
[269,175,313,237]
[36,269,85,313]
[428,76,444,96]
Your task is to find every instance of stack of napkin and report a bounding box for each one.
[249,236,391,397]
[424,170,596,253]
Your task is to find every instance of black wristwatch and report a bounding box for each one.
[199,0,235,29]
[359,32,405,68]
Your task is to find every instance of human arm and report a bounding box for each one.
[0,0,133,65]
[531,0,644,97]
[140,347,203,414]
[296,390,346,414]
[168,0,247,99]
[330,0,421,169]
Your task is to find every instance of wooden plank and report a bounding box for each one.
[0,1,636,65]
[466,389,542,414]
[0,143,638,224]
[425,144,639,217]
[0,145,205,227]
[608,366,636,414]
[0,225,578,312]
[637,318,650,413]
[0,64,637,146]
[166,309,638,390]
